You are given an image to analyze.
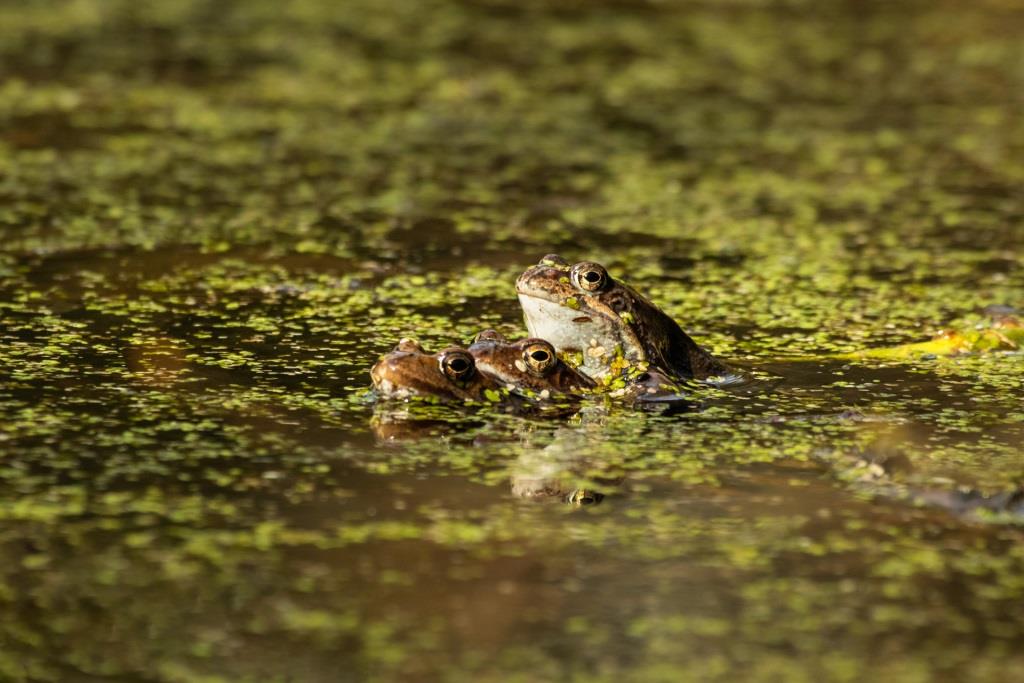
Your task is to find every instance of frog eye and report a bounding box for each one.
[571,262,609,292]
[567,489,604,505]
[522,340,557,375]
[439,350,476,381]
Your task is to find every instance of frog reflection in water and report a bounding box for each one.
[509,426,625,507]
[516,254,733,383]
[370,339,510,402]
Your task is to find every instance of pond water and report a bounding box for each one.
[2,0,1024,681]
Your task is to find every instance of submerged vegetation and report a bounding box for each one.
[1,0,1023,681]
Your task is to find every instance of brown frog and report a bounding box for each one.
[468,330,595,399]
[370,338,511,402]
[515,254,731,382]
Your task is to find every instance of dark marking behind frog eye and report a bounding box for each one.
[606,293,627,312]
[572,316,592,323]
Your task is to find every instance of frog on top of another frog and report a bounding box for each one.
[515,254,733,384]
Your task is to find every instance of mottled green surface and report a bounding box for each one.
[2,0,1024,681]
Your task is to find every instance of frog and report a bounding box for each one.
[370,338,511,403]
[515,254,732,382]
[468,329,595,399]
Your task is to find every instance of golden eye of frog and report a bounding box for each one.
[468,330,595,399]
[515,254,730,382]
[370,338,510,403]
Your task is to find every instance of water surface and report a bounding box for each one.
[1,1,1024,681]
